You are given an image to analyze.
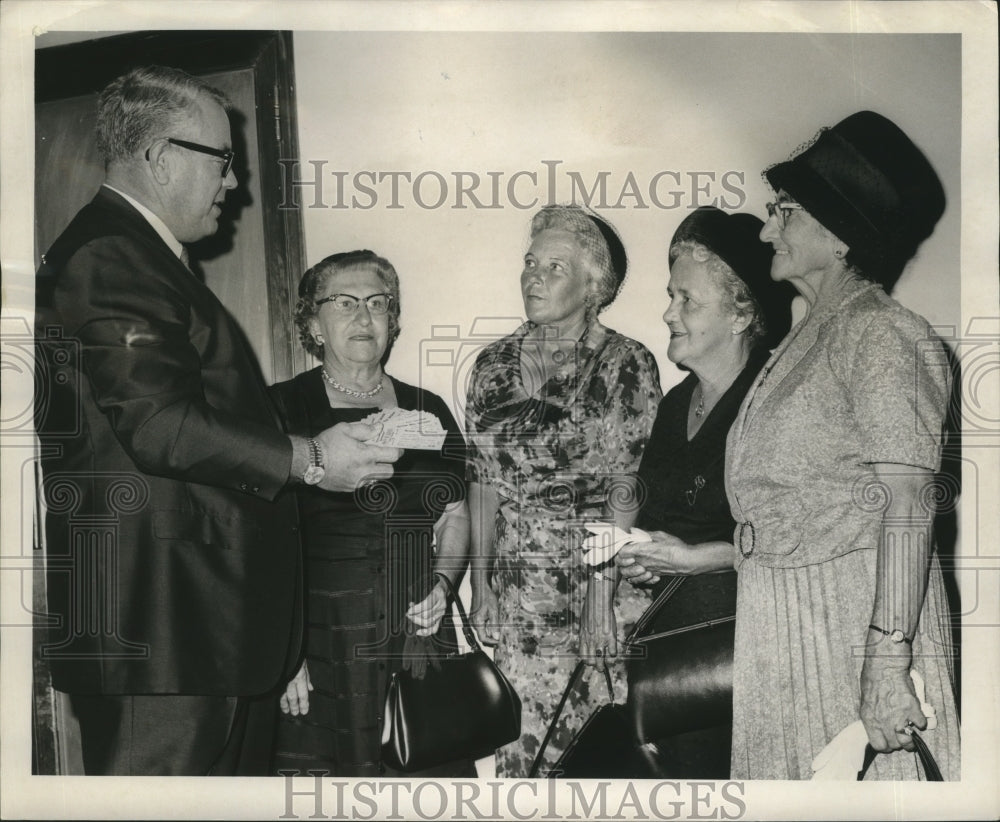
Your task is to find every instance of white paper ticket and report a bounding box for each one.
[361,407,447,450]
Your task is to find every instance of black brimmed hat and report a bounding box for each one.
[764,110,944,290]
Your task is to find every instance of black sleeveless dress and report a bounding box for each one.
[268,368,475,777]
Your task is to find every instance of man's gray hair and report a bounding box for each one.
[95,65,231,165]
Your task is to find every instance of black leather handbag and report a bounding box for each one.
[626,577,736,743]
[530,660,666,778]
[627,619,735,742]
[529,578,689,779]
[381,574,522,772]
[530,576,736,778]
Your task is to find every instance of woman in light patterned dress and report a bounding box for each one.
[726,111,960,779]
[465,205,661,776]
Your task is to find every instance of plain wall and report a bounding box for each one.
[291,31,961,414]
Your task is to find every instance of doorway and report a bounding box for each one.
[33,30,306,774]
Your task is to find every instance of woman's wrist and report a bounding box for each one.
[588,566,618,605]
[864,626,914,669]
[679,539,733,575]
[470,568,491,591]
[590,567,617,584]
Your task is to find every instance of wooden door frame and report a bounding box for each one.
[33,30,306,774]
[35,29,307,382]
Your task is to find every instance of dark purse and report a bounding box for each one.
[857,731,943,781]
[626,577,735,742]
[381,573,522,772]
[530,661,666,778]
[528,578,688,779]
[530,576,736,778]
[623,575,735,743]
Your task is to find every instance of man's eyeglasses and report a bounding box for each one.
[145,138,235,178]
[765,200,803,230]
[316,293,394,315]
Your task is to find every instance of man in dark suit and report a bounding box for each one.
[34,65,401,775]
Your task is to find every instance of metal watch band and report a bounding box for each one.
[307,437,323,469]
[301,437,325,485]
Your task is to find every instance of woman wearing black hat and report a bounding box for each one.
[614,206,793,777]
[466,204,662,776]
[726,111,960,780]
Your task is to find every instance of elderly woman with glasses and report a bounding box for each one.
[726,112,960,780]
[268,250,474,778]
[466,204,662,776]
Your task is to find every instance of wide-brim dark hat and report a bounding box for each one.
[764,110,944,290]
[671,205,793,347]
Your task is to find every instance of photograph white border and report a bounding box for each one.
[2,2,997,820]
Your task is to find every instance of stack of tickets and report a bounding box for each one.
[361,408,447,450]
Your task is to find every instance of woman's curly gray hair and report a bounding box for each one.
[294,250,401,360]
[529,205,626,315]
[668,239,768,348]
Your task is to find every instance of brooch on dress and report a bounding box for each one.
[685,475,706,508]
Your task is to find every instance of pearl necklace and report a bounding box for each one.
[322,368,384,398]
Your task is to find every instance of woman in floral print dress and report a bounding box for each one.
[466,205,661,776]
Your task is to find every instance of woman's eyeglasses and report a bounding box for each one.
[765,200,803,229]
[316,293,394,315]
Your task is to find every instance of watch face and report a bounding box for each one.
[890,629,906,643]
[303,465,325,485]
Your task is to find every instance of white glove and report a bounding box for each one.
[909,668,937,731]
[579,522,651,566]
[811,670,936,779]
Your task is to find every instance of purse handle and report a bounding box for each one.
[857,730,943,781]
[527,575,686,778]
[433,572,483,653]
[623,574,687,645]
[528,659,613,778]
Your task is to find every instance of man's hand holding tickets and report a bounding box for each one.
[361,408,447,450]
[314,422,403,492]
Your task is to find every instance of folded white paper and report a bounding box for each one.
[579,522,651,566]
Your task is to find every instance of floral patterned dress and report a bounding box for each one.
[465,320,661,776]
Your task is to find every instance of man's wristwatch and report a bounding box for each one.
[869,623,912,644]
[302,438,325,485]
